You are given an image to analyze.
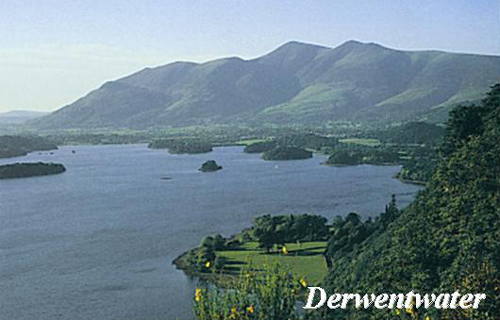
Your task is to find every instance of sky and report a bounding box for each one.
[0,0,499,113]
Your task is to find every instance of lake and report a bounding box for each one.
[0,144,423,319]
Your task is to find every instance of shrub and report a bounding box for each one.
[194,262,303,320]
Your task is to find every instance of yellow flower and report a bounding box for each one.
[425,317,430,320]
[231,306,238,315]
[406,306,414,316]
[205,261,211,268]
[282,246,288,255]
[395,309,400,315]
[300,278,308,287]
[195,288,202,302]
[247,305,254,314]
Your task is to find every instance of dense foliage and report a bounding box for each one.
[325,147,400,166]
[199,160,222,172]
[395,145,438,183]
[262,146,312,161]
[0,135,57,158]
[252,214,329,251]
[148,138,213,154]
[325,196,399,267]
[243,141,276,153]
[0,162,66,179]
[194,263,303,320]
[307,84,500,320]
[275,133,337,151]
[371,122,445,145]
[325,150,363,165]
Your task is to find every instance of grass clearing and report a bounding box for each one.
[216,241,328,285]
[339,138,381,147]
[233,139,268,146]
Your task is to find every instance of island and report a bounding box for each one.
[148,138,213,154]
[243,140,276,153]
[325,150,363,166]
[0,162,66,179]
[199,160,222,172]
[262,146,312,160]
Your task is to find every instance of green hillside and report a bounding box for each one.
[308,84,500,320]
[31,41,499,130]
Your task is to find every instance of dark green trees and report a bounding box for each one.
[309,84,500,320]
[326,150,363,165]
[0,162,66,179]
[243,141,276,153]
[199,160,222,172]
[262,146,312,160]
[252,214,329,251]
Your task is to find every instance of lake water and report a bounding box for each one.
[0,144,423,320]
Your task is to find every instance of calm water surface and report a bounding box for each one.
[0,145,423,319]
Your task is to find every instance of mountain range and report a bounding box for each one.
[31,40,500,130]
[0,110,48,125]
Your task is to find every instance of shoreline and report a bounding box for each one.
[394,176,427,186]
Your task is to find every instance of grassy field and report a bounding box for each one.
[232,138,268,146]
[339,138,381,146]
[216,241,328,285]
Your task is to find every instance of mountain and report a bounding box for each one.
[31,41,500,130]
[0,110,48,124]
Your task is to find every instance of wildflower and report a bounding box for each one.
[425,317,430,320]
[406,297,415,316]
[300,278,308,287]
[247,305,254,314]
[195,288,202,302]
[405,306,415,316]
[395,309,400,315]
[205,261,211,268]
[231,306,238,315]
[282,246,288,255]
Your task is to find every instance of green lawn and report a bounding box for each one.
[339,138,381,147]
[233,138,268,146]
[216,241,328,285]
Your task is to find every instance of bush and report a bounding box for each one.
[194,262,302,320]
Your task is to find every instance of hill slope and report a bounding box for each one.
[310,85,500,320]
[31,41,500,129]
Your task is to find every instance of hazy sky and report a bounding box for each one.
[1,0,499,113]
